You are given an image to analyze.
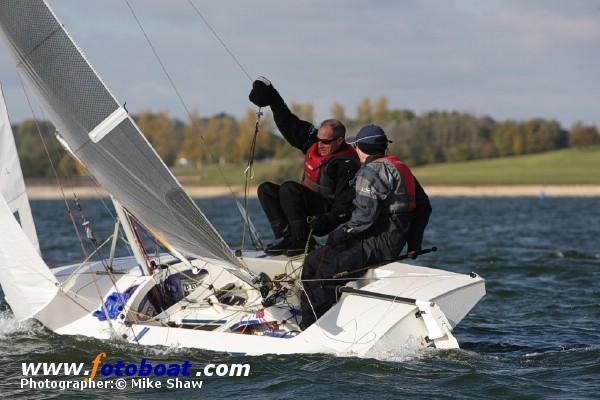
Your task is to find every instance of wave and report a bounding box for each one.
[551,250,600,260]
[0,310,41,339]
[362,337,424,363]
[524,345,600,358]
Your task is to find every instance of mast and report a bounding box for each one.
[0,0,253,283]
[111,197,151,275]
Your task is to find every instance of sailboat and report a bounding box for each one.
[0,0,485,356]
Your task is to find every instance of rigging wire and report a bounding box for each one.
[186,0,253,82]
[123,0,254,265]
[44,144,135,260]
[73,194,111,271]
[18,74,130,283]
[17,71,129,267]
[15,75,135,338]
[70,198,139,337]
[184,0,265,252]
[15,73,88,260]
[17,77,137,335]
[8,3,288,337]
[62,235,116,285]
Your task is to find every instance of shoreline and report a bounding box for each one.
[25,184,600,200]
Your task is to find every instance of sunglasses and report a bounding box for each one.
[317,137,339,145]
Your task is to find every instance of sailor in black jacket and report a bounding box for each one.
[249,77,360,257]
[299,124,432,329]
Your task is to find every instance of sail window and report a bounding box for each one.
[13,210,21,226]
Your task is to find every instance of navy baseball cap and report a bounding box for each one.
[346,124,392,146]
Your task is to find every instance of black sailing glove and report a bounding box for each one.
[307,214,335,237]
[249,76,278,107]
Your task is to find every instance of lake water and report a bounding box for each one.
[1,197,599,399]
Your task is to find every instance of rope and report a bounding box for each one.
[53,155,135,260]
[72,164,135,260]
[185,0,267,255]
[73,194,111,271]
[255,227,316,303]
[123,0,254,268]
[303,227,315,257]
[16,74,88,260]
[240,109,263,250]
[121,262,264,330]
[12,5,268,333]
[127,213,152,273]
[62,235,115,286]
[71,197,139,342]
[13,75,132,336]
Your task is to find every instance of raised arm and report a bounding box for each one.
[249,77,315,153]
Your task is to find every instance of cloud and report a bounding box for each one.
[0,0,598,130]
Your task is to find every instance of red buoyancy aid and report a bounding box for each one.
[379,155,416,211]
[301,142,359,198]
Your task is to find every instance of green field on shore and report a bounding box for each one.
[412,147,600,185]
[172,147,600,186]
[174,158,303,186]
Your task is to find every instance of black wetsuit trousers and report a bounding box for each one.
[300,222,409,325]
[257,181,329,241]
[299,241,366,325]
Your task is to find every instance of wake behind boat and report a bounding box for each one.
[0,0,484,357]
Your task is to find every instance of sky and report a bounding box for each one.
[0,0,599,129]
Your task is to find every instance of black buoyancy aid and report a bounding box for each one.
[301,142,358,199]
[378,155,416,212]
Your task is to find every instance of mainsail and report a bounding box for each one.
[0,0,246,274]
[0,84,40,253]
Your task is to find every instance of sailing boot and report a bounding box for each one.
[285,219,316,257]
[264,222,290,256]
[265,237,293,255]
[285,237,317,257]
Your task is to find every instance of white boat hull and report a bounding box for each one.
[0,0,486,359]
[28,254,485,356]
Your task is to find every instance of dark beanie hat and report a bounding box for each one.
[346,124,391,155]
[357,141,387,155]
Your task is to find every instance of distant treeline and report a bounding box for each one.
[12,97,600,178]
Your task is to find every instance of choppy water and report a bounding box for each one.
[1,197,599,399]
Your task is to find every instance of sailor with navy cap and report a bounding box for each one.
[300,124,432,329]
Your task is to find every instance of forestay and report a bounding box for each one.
[0,84,39,253]
[0,0,248,276]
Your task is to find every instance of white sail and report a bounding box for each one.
[0,193,58,320]
[0,0,248,277]
[0,84,40,253]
